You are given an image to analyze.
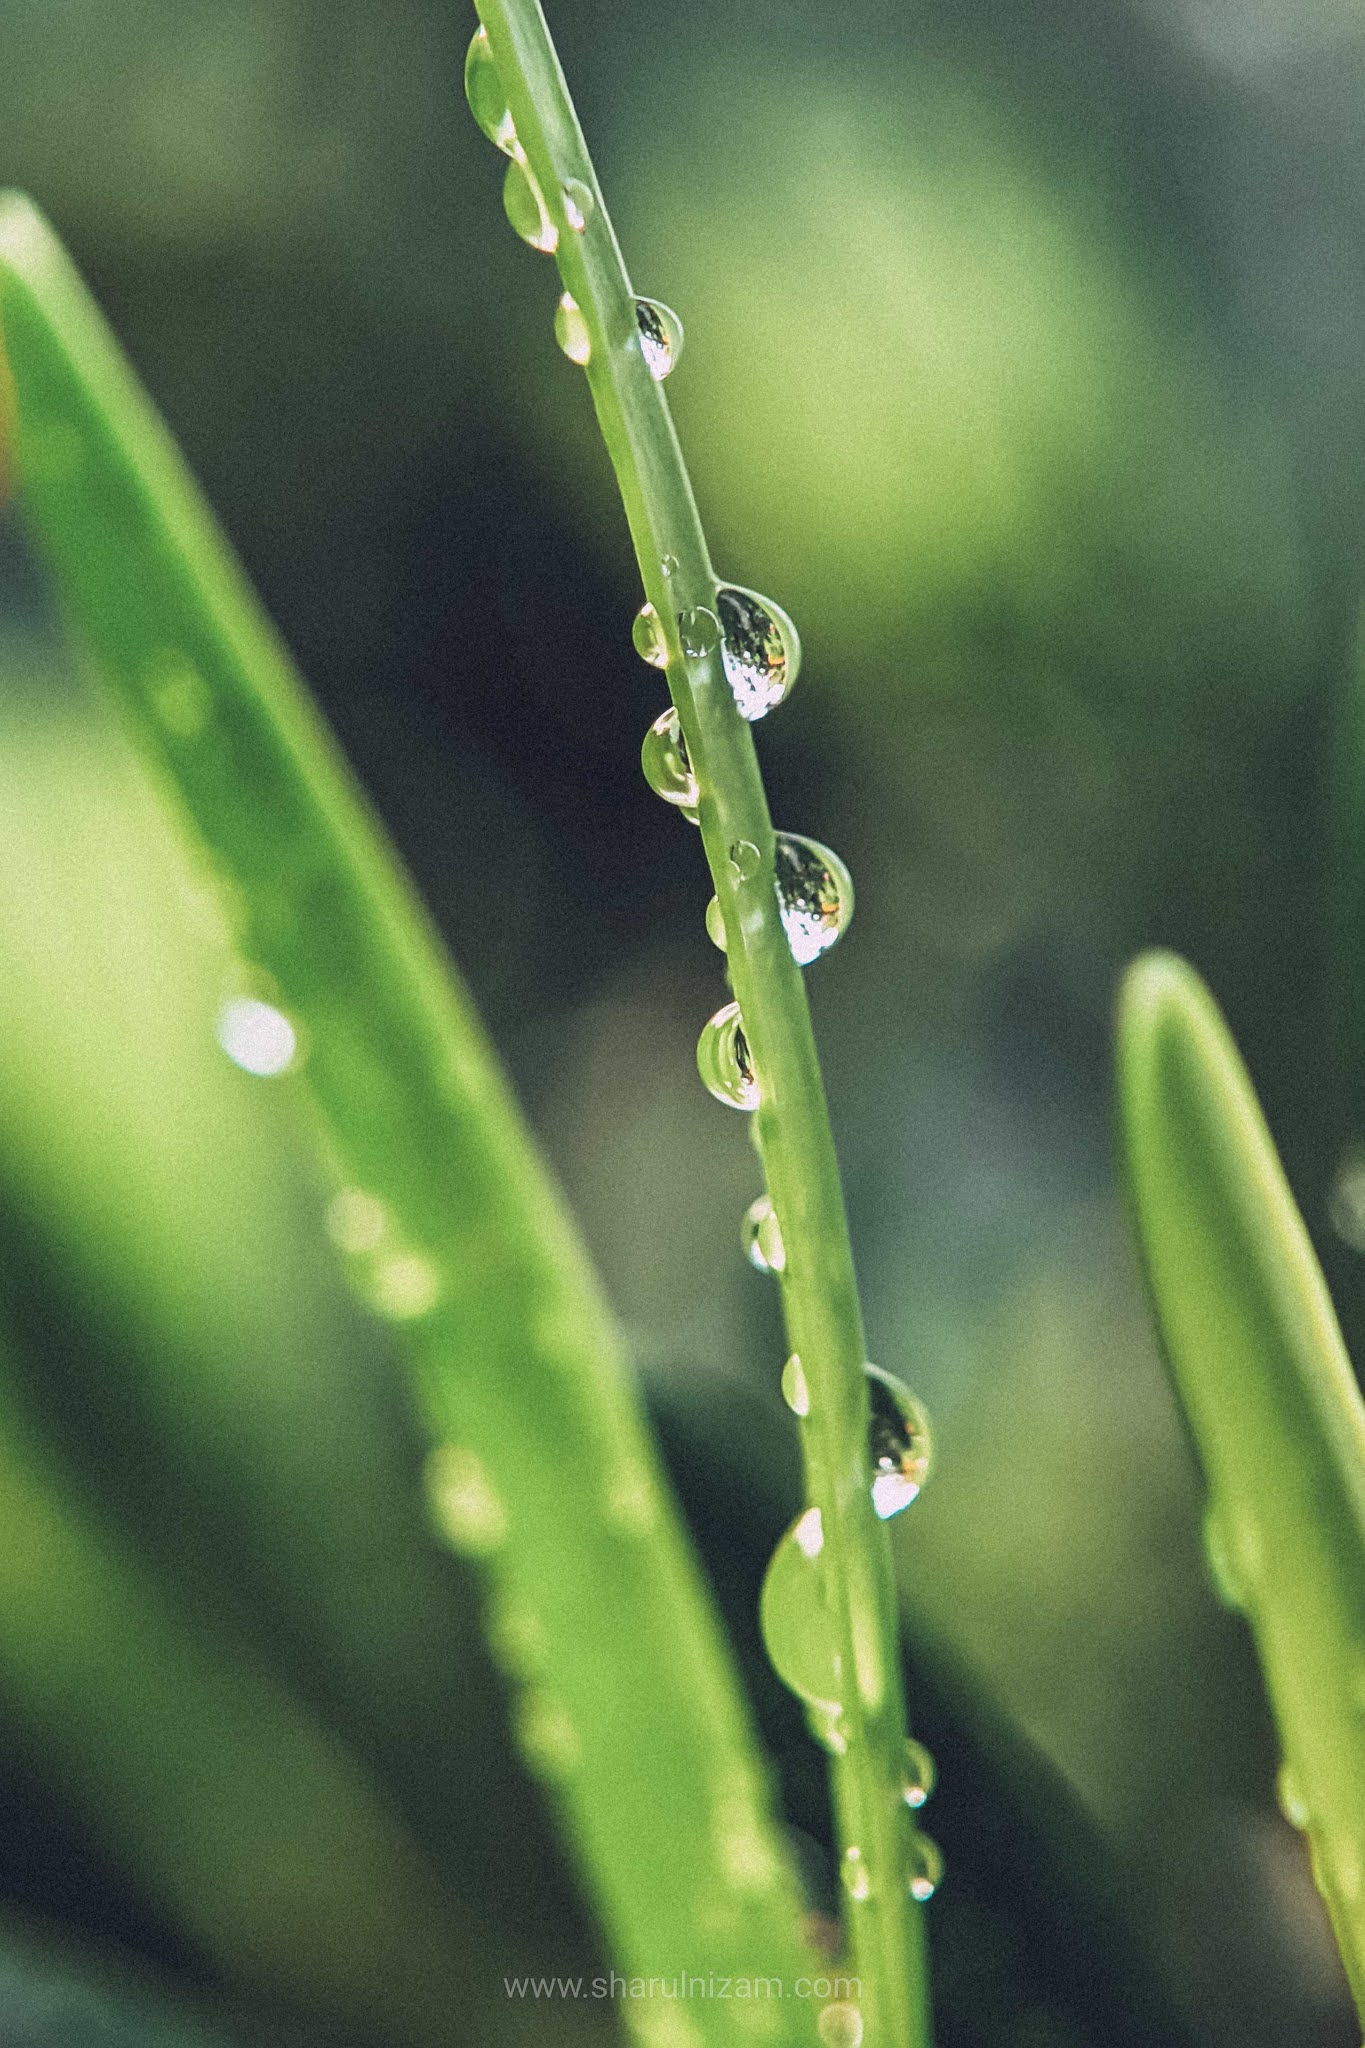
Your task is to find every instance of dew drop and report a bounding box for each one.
[717,585,800,720]
[1276,1761,1309,1830]
[903,1738,937,1809]
[326,1187,388,1254]
[743,1195,786,1273]
[907,1832,944,1902]
[841,1845,871,1903]
[759,1507,842,1715]
[640,707,699,818]
[774,833,854,965]
[515,1688,582,1780]
[635,297,685,380]
[425,1443,508,1554]
[677,605,721,657]
[464,25,518,153]
[697,1001,759,1110]
[553,291,591,365]
[866,1365,933,1518]
[371,1251,441,1321]
[216,996,298,1077]
[817,2003,863,2048]
[1330,1146,1365,1251]
[632,601,669,668]
[146,652,210,739]
[807,1704,848,1755]
[562,177,594,231]
[705,895,728,952]
[660,553,679,579]
[781,1353,810,1417]
[728,838,762,882]
[503,154,558,251]
[487,1599,548,1678]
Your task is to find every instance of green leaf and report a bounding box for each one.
[1117,949,1365,2015]
[0,191,815,2038]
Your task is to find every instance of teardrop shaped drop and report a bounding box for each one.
[705,895,728,952]
[902,1738,936,1809]
[632,602,668,668]
[774,832,854,964]
[464,26,518,153]
[781,1353,810,1416]
[562,177,594,231]
[697,1001,758,1110]
[635,297,685,380]
[503,155,558,252]
[641,708,699,819]
[717,585,800,720]
[759,1507,843,1715]
[743,1195,786,1273]
[907,1832,944,1902]
[1276,1761,1309,1829]
[677,605,721,657]
[554,292,591,365]
[865,1365,933,1518]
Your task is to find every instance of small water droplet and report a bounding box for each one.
[1202,1504,1246,1610]
[677,605,721,657]
[903,1738,937,1809]
[807,1703,848,1755]
[561,177,594,231]
[866,1365,932,1518]
[326,1187,388,1254]
[660,552,679,579]
[487,1599,547,1677]
[553,291,591,365]
[817,2003,863,2048]
[1330,1146,1365,1250]
[782,1353,810,1417]
[216,996,298,1077]
[698,1001,759,1110]
[774,833,854,964]
[705,895,728,951]
[743,1195,786,1273]
[606,1465,658,1534]
[760,1507,842,1715]
[632,601,669,668]
[503,155,558,252]
[464,26,518,152]
[635,297,685,380]
[425,1444,508,1554]
[371,1251,441,1321]
[146,652,210,738]
[640,707,700,819]
[1276,1761,1309,1829]
[841,1846,871,1902]
[515,1688,581,1779]
[907,1832,944,1902]
[717,585,800,720]
[728,838,762,881]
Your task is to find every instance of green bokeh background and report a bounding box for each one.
[1,0,1363,2043]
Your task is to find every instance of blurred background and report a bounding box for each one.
[0,0,1364,2043]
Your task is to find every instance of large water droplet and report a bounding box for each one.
[216,996,298,1077]
[678,605,721,657]
[841,1846,871,1902]
[774,833,854,964]
[635,297,684,380]
[866,1365,932,1518]
[781,1353,810,1417]
[426,1443,508,1554]
[464,26,517,152]
[903,1739,936,1809]
[717,585,800,720]
[907,1832,944,1902]
[743,1195,786,1273]
[817,2004,863,2048]
[554,292,591,365]
[640,708,699,819]
[632,602,668,668]
[1276,1761,1309,1830]
[561,178,594,231]
[759,1507,842,1715]
[705,895,728,951]
[698,1001,759,1110]
[503,155,558,251]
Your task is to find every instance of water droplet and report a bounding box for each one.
[660,552,679,579]
[640,707,700,819]
[807,1704,848,1755]
[371,1251,441,1321]
[464,26,518,151]
[503,155,558,252]
[146,652,210,738]
[515,1688,581,1779]
[743,1195,786,1273]
[677,605,721,657]
[1335,1837,1363,1904]
[606,1464,658,1534]
[425,1444,508,1554]
[561,177,594,231]
[781,1353,810,1417]
[1330,1147,1365,1250]
[841,1846,871,1902]
[216,996,298,1077]
[326,1187,388,1254]
[866,1365,933,1518]
[717,585,800,720]
[705,895,728,951]
[632,601,669,668]
[817,2003,863,2048]
[1202,1504,1246,1610]
[907,1832,944,1902]
[774,833,854,965]
[554,291,591,365]
[635,297,684,380]
[728,838,762,882]
[1276,1761,1309,1829]
[697,1001,759,1110]
[902,1738,937,1809]
[487,1599,547,1678]
[759,1508,842,1715]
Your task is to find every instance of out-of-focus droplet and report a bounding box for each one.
[216,996,298,1077]
[504,154,558,251]
[515,1688,582,1779]
[678,605,721,657]
[1276,1761,1309,1830]
[554,291,591,364]
[902,1739,936,1809]
[841,1846,871,1902]
[426,1443,508,1554]
[743,1195,785,1274]
[640,707,699,819]
[464,25,517,152]
[698,1000,758,1110]
[705,895,728,951]
[774,832,854,964]
[781,1353,810,1417]
[907,1833,944,1902]
[759,1507,842,1715]
[632,601,668,667]
[865,1365,933,1518]
[635,297,684,380]
[1330,1146,1365,1251]
[562,177,594,231]
[146,652,210,739]
[1202,1504,1246,1611]
[817,2004,863,2048]
[326,1187,388,1254]
[371,1251,440,1321]
[717,585,800,720]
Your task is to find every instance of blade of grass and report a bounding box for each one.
[1117,949,1365,2016]
[473,8,928,2044]
[0,194,818,2048]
